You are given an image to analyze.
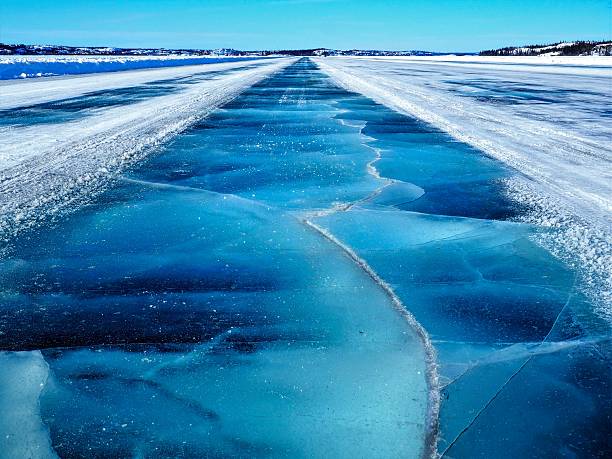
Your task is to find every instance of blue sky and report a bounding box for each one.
[2,0,610,52]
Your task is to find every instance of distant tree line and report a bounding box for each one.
[0,43,213,56]
[480,40,611,56]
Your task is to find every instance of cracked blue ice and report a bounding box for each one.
[0,60,433,459]
[0,58,609,458]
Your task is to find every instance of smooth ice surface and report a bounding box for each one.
[0,351,57,459]
[0,59,433,458]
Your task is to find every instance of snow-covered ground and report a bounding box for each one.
[315,55,612,315]
[0,58,295,241]
[342,54,612,70]
[0,54,266,80]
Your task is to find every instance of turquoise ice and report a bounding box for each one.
[0,59,435,458]
[0,58,609,458]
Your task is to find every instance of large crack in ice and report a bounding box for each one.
[305,59,611,455]
[303,65,611,457]
[439,273,582,457]
[118,81,443,455]
[300,105,441,458]
[301,219,440,459]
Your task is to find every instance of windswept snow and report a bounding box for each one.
[0,58,295,240]
[338,55,612,71]
[315,55,612,315]
[315,56,612,225]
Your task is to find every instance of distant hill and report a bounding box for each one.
[0,43,472,57]
[0,43,230,56]
[480,41,611,56]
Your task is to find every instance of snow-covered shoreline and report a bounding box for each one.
[1,54,252,62]
[0,58,296,242]
[0,54,269,80]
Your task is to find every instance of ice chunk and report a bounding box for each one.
[0,351,58,459]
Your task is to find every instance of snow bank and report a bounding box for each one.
[345,54,612,72]
[0,60,268,110]
[0,54,265,80]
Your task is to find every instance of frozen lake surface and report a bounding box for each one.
[0,58,610,457]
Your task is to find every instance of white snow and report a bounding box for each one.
[315,55,612,316]
[315,56,612,225]
[0,58,296,241]
[340,54,612,71]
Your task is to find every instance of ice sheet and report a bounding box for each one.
[0,58,436,459]
[1,56,608,458]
